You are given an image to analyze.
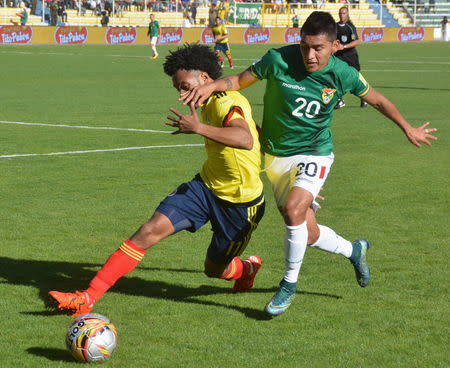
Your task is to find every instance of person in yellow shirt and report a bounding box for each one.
[211,16,234,69]
[48,44,264,316]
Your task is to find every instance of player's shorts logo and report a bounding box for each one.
[322,88,336,104]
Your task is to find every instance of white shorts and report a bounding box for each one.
[150,36,158,46]
[264,153,334,208]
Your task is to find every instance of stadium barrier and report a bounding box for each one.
[0,25,435,45]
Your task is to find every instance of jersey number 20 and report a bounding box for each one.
[291,97,320,118]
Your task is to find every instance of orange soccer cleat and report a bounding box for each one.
[48,290,94,316]
[233,255,262,292]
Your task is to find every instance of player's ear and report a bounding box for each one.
[199,71,210,83]
[331,39,340,53]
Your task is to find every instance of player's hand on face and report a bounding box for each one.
[406,122,438,147]
[165,102,200,135]
[179,83,215,108]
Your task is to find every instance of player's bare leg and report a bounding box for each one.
[49,212,174,316]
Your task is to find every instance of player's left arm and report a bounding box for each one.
[362,88,438,147]
[166,102,253,150]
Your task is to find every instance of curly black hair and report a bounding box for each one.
[163,43,223,80]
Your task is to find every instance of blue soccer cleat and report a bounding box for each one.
[264,279,297,317]
[349,239,371,287]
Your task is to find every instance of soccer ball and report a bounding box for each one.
[66,313,118,363]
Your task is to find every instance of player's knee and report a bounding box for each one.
[203,267,222,278]
[282,203,307,225]
[131,222,165,249]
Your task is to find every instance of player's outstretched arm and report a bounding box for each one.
[166,102,253,149]
[180,69,259,108]
[362,88,438,147]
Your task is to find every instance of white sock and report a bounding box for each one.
[310,224,353,258]
[151,46,157,55]
[284,221,308,283]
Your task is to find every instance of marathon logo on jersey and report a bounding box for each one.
[158,27,183,44]
[106,26,137,44]
[322,88,336,104]
[55,26,87,44]
[0,25,32,44]
[361,27,384,43]
[284,28,301,44]
[244,27,270,44]
[201,28,215,44]
[397,27,425,42]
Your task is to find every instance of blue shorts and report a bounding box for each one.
[156,175,265,265]
[214,43,230,55]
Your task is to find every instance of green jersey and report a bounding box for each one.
[148,20,159,37]
[20,10,28,25]
[250,44,370,156]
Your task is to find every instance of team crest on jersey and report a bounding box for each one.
[322,88,336,104]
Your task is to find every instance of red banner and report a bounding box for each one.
[284,28,301,44]
[158,27,183,44]
[55,26,88,44]
[244,27,270,44]
[106,26,137,44]
[201,27,215,44]
[0,25,33,44]
[397,27,425,42]
[361,27,384,43]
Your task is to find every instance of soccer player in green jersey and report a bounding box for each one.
[147,14,160,60]
[180,11,438,317]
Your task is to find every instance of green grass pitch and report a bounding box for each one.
[0,42,449,367]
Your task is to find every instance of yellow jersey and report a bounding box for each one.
[200,91,263,204]
[211,24,228,44]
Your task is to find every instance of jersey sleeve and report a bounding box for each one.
[336,58,370,97]
[350,70,370,97]
[249,49,276,80]
[209,93,247,127]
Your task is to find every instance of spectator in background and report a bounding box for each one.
[17,7,29,25]
[104,0,112,16]
[101,10,109,26]
[58,1,68,23]
[208,2,218,27]
[292,13,299,27]
[50,0,59,26]
[190,1,198,25]
[441,16,448,41]
[334,6,367,108]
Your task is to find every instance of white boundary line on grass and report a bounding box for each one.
[0,120,172,134]
[0,144,204,159]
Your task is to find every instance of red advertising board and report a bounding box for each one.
[0,25,33,44]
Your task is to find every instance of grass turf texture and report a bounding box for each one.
[0,42,448,367]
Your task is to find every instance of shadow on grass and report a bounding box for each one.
[26,347,74,363]
[0,256,341,322]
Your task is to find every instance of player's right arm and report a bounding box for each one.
[166,102,253,150]
[180,69,259,108]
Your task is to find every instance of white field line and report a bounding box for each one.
[363,69,450,72]
[368,60,450,65]
[0,144,203,159]
[0,120,171,134]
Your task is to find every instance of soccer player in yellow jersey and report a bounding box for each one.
[48,44,265,316]
[211,17,234,69]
